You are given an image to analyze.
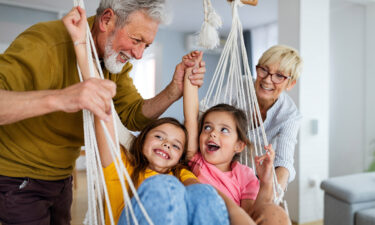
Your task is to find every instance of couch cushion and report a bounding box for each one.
[356,208,375,225]
[320,172,375,204]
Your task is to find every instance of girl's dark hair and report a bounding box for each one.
[125,117,189,188]
[198,104,251,160]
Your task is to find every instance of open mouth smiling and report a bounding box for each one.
[119,52,130,63]
[207,141,220,152]
[260,83,274,91]
[153,149,170,159]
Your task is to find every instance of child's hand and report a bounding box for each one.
[182,51,205,86]
[182,50,202,65]
[254,144,275,185]
[62,6,87,44]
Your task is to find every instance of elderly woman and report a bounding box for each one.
[254,45,303,190]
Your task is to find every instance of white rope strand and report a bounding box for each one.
[73,0,154,224]
[200,0,286,207]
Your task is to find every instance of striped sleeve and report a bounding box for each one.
[273,116,301,182]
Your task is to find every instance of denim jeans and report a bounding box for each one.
[118,174,229,225]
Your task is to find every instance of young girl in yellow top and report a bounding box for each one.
[63,6,256,225]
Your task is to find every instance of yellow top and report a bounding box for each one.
[103,151,197,224]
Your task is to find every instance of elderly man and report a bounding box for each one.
[0,0,205,224]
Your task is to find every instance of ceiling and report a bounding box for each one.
[4,0,278,34]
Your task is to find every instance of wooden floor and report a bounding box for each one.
[71,170,323,225]
[71,170,88,225]
[292,221,323,225]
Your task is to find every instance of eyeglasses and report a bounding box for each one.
[256,65,291,84]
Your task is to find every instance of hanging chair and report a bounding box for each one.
[198,0,288,213]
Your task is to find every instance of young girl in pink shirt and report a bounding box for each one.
[184,51,289,224]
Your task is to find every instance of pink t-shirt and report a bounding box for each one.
[189,153,260,206]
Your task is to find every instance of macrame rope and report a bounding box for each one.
[200,0,286,207]
[198,0,222,49]
[73,1,154,224]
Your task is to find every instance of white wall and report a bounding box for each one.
[330,0,366,177]
[299,0,330,222]
[0,3,58,44]
[365,3,375,172]
[279,0,330,223]
[278,0,301,221]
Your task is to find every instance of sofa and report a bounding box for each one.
[320,172,375,225]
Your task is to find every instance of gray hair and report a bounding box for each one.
[96,0,167,28]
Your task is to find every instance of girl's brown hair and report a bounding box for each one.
[198,104,251,160]
[125,117,189,188]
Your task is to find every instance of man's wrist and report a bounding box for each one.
[166,82,182,102]
[47,89,62,112]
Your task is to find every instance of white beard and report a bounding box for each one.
[103,37,132,74]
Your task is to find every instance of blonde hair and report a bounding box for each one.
[258,45,303,82]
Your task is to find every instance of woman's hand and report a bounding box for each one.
[62,6,87,43]
[254,144,275,185]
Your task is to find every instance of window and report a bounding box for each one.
[129,48,156,99]
[251,22,278,78]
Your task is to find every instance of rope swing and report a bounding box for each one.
[198,0,288,211]
[73,1,153,224]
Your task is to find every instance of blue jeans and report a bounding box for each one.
[118,175,229,225]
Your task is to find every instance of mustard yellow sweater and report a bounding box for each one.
[0,17,151,180]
